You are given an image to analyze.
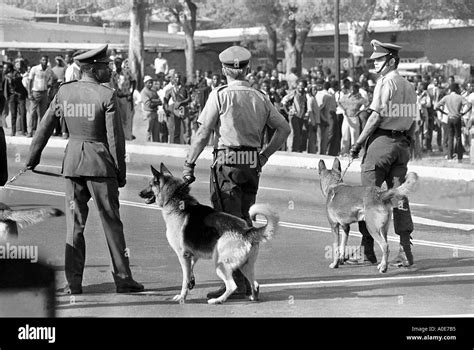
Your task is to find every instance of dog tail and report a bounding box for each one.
[381,172,419,203]
[248,204,279,243]
[1,207,64,228]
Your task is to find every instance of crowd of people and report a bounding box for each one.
[0,50,137,141]
[140,59,473,163]
[1,50,473,163]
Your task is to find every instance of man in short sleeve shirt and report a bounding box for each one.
[182,46,290,300]
[349,40,417,267]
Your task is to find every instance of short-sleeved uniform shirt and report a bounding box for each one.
[369,70,417,131]
[197,80,288,149]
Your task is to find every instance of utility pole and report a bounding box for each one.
[56,2,60,24]
[334,0,340,85]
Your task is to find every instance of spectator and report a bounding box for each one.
[141,76,164,142]
[286,67,299,90]
[339,83,367,155]
[50,56,67,136]
[4,61,28,136]
[153,52,168,82]
[318,81,338,156]
[281,79,309,152]
[164,72,191,144]
[435,83,472,162]
[27,55,56,137]
[111,57,136,141]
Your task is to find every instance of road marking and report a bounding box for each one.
[5,184,474,252]
[259,272,474,289]
[36,165,473,207]
[36,165,291,192]
[420,314,474,318]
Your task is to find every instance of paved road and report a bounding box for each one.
[1,143,473,317]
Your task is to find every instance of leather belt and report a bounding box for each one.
[374,128,408,137]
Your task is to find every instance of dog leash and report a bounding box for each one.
[1,167,29,189]
[341,157,354,180]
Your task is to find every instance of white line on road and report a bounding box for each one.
[5,184,474,252]
[259,272,474,289]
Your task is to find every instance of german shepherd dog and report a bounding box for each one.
[0,202,64,241]
[318,158,418,273]
[139,163,280,304]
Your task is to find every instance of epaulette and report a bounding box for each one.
[99,83,115,91]
[215,85,228,111]
[59,80,77,86]
[216,84,228,93]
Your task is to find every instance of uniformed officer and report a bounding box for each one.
[349,40,417,267]
[26,44,144,294]
[182,46,290,300]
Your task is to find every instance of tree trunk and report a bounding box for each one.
[184,33,195,83]
[295,29,309,75]
[265,24,277,68]
[284,17,297,76]
[129,0,145,90]
[181,0,197,83]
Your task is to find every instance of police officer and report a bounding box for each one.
[349,40,417,267]
[26,44,144,294]
[182,46,290,300]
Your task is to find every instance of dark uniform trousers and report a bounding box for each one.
[358,132,414,257]
[65,176,132,286]
[210,149,260,227]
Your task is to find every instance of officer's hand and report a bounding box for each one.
[25,159,39,171]
[258,153,268,169]
[183,161,196,185]
[349,143,362,159]
[118,179,126,188]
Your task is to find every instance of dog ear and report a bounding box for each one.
[150,165,162,179]
[318,159,326,174]
[332,158,341,173]
[160,163,173,176]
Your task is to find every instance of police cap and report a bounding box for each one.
[219,46,251,69]
[74,44,110,64]
[369,40,402,59]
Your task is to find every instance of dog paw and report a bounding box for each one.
[207,298,223,305]
[377,263,388,273]
[172,294,186,303]
[187,276,195,290]
[329,262,339,269]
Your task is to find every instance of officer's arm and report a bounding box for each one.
[26,95,59,168]
[262,102,291,160]
[354,80,389,146]
[185,91,219,164]
[105,92,126,186]
[355,111,383,146]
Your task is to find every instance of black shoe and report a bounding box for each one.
[116,281,144,293]
[113,273,144,293]
[57,284,82,295]
[26,133,33,138]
